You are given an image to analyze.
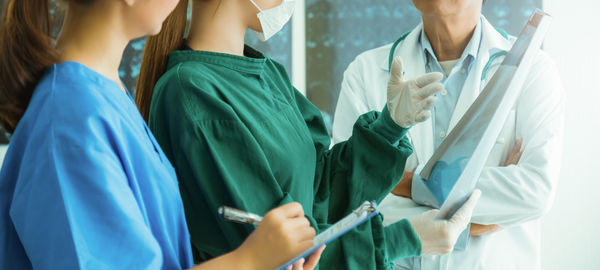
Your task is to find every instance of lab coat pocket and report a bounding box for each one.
[485,110,517,166]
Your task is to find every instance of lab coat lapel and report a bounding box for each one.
[447,60,483,133]
[387,24,435,164]
[447,17,514,133]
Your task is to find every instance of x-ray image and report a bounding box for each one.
[414,10,553,249]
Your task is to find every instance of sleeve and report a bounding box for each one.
[292,89,421,263]
[469,54,565,226]
[281,56,421,263]
[317,215,421,269]
[9,115,163,269]
[301,94,412,221]
[303,56,413,221]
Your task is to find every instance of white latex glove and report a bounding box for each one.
[387,56,444,128]
[408,189,482,255]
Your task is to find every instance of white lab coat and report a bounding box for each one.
[332,17,565,270]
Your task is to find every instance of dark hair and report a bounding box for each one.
[136,0,189,122]
[0,0,58,134]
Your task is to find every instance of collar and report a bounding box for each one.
[382,15,514,71]
[167,44,268,75]
[419,18,482,69]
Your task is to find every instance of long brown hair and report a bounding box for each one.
[0,0,57,134]
[135,0,189,122]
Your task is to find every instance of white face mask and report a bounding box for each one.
[248,0,296,42]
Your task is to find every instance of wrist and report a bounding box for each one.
[230,246,260,270]
[372,105,409,144]
[391,183,412,198]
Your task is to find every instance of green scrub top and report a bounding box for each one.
[149,45,421,269]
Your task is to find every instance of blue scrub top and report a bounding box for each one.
[0,62,194,269]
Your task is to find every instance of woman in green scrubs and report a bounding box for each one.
[135,0,479,269]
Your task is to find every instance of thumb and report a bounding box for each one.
[448,189,482,226]
[390,56,405,83]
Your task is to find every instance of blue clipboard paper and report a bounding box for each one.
[277,201,379,270]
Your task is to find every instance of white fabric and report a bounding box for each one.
[332,17,565,270]
[439,59,460,76]
[249,0,295,42]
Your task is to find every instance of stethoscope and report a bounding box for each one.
[387,28,510,82]
[386,28,510,155]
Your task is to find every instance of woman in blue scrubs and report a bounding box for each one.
[0,0,321,269]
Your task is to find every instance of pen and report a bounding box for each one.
[218,206,263,225]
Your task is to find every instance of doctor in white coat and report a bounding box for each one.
[332,0,565,269]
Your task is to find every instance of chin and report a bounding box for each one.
[413,0,448,14]
[148,26,164,36]
[248,22,263,33]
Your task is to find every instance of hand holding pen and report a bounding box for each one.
[221,203,325,270]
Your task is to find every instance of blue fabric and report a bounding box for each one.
[424,157,470,206]
[425,157,472,250]
[0,62,194,270]
[420,19,483,150]
[411,19,483,206]
[410,173,440,209]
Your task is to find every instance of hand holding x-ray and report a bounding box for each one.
[408,190,482,255]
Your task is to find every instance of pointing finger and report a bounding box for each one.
[390,56,405,82]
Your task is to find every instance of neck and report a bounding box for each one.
[187,1,248,56]
[55,6,129,91]
[422,11,480,61]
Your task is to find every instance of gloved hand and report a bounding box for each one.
[408,189,482,255]
[387,56,444,128]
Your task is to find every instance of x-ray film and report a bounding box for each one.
[415,10,553,249]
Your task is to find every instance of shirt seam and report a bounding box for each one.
[175,63,294,126]
[175,63,239,127]
[170,51,265,75]
[47,65,84,269]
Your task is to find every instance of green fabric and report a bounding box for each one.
[371,105,409,145]
[149,45,421,269]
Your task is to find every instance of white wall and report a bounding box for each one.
[541,1,600,269]
[291,0,307,95]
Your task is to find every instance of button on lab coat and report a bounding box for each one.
[332,17,565,270]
